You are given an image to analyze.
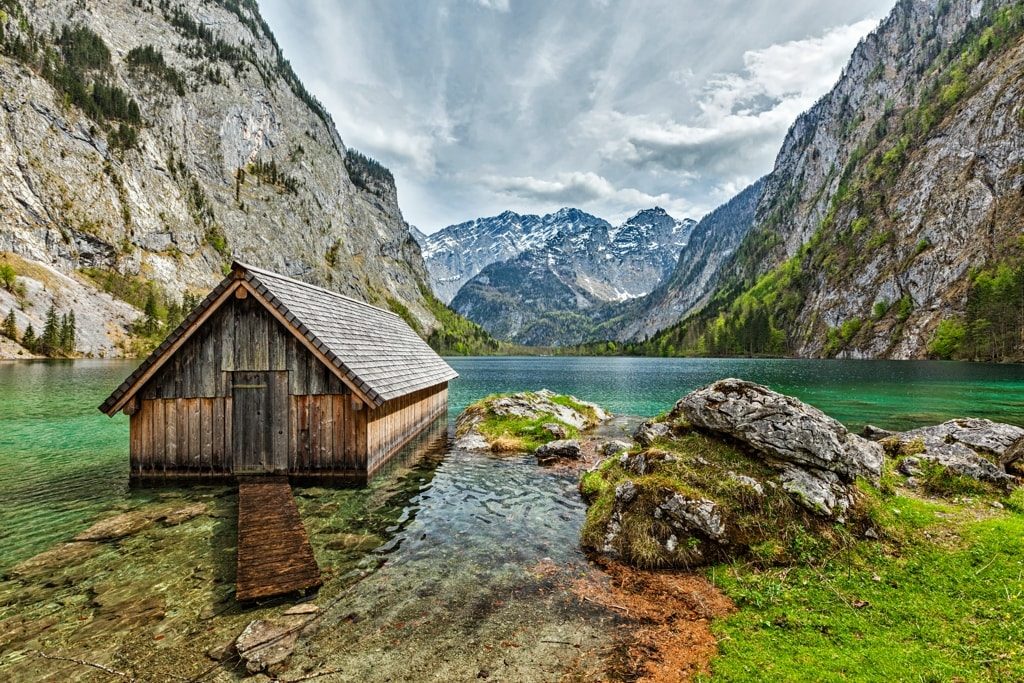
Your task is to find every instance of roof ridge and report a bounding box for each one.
[235,261,403,320]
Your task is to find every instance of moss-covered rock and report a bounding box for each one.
[455,389,610,453]
[581,381,882,569]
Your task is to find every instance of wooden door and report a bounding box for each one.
[232,371,288,473]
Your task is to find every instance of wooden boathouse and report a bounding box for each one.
[99,261,457,485]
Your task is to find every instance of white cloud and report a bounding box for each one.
[587,19,878,177]
[475,0,510,12]
[259,1,892,231]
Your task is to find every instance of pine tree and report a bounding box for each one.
[143,290,159,335]
[41,305,60,355]
[183,291,200,311]
[166,300,183,330]
[1,310,17,340]
[59,311,76,355]
[22,323,36,351]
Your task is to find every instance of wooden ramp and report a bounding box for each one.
[236,476,322,601]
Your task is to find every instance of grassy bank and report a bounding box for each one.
[703,489,1024,681]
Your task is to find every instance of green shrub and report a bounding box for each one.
[927,318,966,359]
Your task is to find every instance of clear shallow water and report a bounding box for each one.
[1,356,1023,570]
[1,356,1023,679]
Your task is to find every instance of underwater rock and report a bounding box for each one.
[674,378,883,483]
[535,439,582,464]
[73,509,159,541]
[7,542,102,578]
[633,421,670,448]
[162,502,210,526]
[236,618,303,674]
[325,533,381,552]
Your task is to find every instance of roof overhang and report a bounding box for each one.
[99,272,379,416]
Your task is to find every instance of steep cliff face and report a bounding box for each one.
[0,0,439,357]
[645,0,1024,360]
[446,207,693,345]
[601,180,764,343]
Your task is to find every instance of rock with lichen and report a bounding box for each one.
[581,380,883,568]
[455,389,610,453]
[883,418,1022,492]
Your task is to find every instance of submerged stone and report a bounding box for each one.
[535,439,582,464]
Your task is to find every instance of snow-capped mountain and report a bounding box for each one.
[417,207,694,306]
[428,207,694,345]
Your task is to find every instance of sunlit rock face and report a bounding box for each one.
[0,0,436,357]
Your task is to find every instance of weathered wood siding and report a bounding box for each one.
[129,294,448,480]
[366,384,448,475]
[130,396,232,476]
[288,394,368,473]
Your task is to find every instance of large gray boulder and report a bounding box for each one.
[673,379,884,484]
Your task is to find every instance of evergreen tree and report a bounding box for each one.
[59,311,76,355]
[41,305,60,355]
[1,310,17,340]
[143,290,160,335]
[166,300,183,330]
[183,291,200,311]
[22,323,36,352]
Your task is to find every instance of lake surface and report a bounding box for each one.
[1,356,1023,679]
[1,356,1023,571]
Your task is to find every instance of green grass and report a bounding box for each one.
[703,496,1024,682]
[459,391,597,453]
[476,412,581,453]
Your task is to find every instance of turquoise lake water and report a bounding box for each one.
[1,357,1022,570]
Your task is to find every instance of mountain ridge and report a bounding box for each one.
[0,0,491,357]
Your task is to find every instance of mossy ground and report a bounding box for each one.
[703,491,1024,682]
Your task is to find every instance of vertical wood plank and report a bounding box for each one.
[319,396,333,470]
[175,399,187,468]
[332,395,344,471]
[289,396,297,472]
[201,398,213,469]
[190,399,202,469]
[271,371,288,471]
[152,399,165,470]
[212,398,224,470]
[225,396,233,470]
[221,302,235,372]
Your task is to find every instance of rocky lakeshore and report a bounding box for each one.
[457,380,1024,680]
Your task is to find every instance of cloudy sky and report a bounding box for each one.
[260,0,895,232]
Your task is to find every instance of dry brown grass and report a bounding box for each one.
[573,559,735,682]
[489,434,524,453]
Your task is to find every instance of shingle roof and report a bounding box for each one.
[99,262,457,414]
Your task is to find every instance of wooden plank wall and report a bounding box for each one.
[288,394,367,473]
[366,384,448,475]
[131,397,231,475]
